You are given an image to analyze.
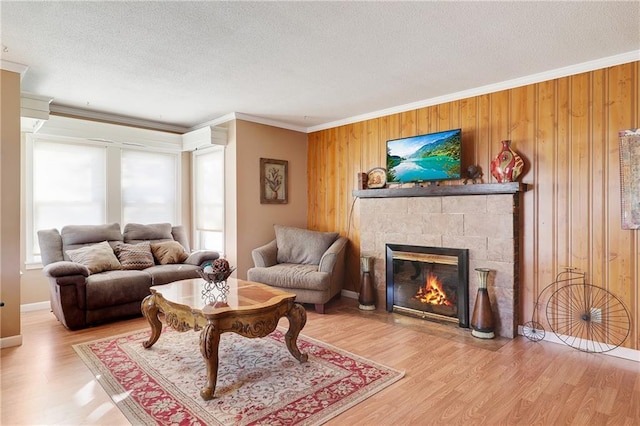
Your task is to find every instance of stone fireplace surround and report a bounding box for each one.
[355,183,526,338]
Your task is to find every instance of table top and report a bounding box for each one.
[149,278,296,315]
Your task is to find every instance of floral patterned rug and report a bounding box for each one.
[74,327,404,425]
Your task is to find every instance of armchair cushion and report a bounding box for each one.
[318,237,348,273]
[247,263,330,290]
[274,225,338,265]
[251,239,278,268]
[65,241,122,275]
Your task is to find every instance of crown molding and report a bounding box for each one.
[0,60,28,79]
[306,50,640,133]
[191,112,238,130]
[49,104,190,134]
[191,112,307,134]
[233,112,308,133]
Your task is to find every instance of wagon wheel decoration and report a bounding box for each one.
[545,283,631,353]
[522,267,582,343]
[522,320,546,342]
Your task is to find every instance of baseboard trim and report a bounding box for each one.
[20,301,50,312]
[517,325,639,363]
[341,289,358,300]
[0,334,23,349]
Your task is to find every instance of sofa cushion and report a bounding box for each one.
[123,223,173,243]
[145,264,202,286]
[274,225,338,265]
[247,263,331,290]
[66,241,121,275]
[61,223,123,261]
[37,228,64,265]
[61,223,123,246]
[85,270,152,310]
[114,241,155,270]
[151,241,189,264]
[43,261,89,278]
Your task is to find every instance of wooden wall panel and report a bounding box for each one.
[531,80,557,321]
[307,61,640,350]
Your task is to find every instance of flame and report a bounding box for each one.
[413,272,453,306]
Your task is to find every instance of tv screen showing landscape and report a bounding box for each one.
[386,129,461,184]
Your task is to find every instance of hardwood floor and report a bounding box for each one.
[2,298,639,425]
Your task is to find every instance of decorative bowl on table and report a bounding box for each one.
[197,259,236,290]
[197,258,235,284]
[198,258,234,303]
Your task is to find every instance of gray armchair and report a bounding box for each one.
[247,225,347,314]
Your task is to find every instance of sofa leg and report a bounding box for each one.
[314,303,325,314]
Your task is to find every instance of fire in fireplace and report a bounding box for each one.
[386,244,469,328]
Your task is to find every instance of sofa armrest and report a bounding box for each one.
[184,250,220,266]
[251,239,278,268]
[43,261,89,278]
[318,237,348,273]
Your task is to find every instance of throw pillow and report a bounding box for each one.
[274,225,338,265]
[113,241,155,270]
[151,241,189,265]
[66,241,121,275]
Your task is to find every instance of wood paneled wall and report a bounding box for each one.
[308,62,640,350]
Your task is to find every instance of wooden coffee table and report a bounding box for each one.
[141,277,308,400]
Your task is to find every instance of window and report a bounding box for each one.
[121,149,178,224]
[28,139,107,262]
[193,147,224,253]
[26,136,180,265]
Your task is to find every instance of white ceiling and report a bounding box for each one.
[2,1,639,133]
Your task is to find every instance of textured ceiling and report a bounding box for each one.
[2,1,639,132]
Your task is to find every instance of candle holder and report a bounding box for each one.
[359,256,375,310]
[471,268,495,339]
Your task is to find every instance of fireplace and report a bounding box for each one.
[386,244,469,328]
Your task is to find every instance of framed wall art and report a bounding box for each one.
[619,129,640,229]
[260,158,288,204]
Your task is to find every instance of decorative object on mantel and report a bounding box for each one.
[618,129,640,229]
[463,164,483,184]
[490,140,524,183]
[358,256,376,310]
[260,158,288,204]
[470,268,495,339]
[366,167,387,189]
[357,172,368,190]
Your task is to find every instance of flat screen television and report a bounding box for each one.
[386,128,462,184]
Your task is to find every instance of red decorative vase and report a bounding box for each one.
[490,140,524,183]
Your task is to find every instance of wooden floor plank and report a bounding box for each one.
[1,298,639,425]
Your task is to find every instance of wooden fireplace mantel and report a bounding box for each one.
[353,182,528,199]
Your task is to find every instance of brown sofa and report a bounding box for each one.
[37,222,219,330]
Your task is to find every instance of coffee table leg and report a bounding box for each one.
[199,322,221,400]
[285,303,308,363]
[141,294,162,349]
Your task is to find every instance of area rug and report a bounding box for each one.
[73,327,404,425]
